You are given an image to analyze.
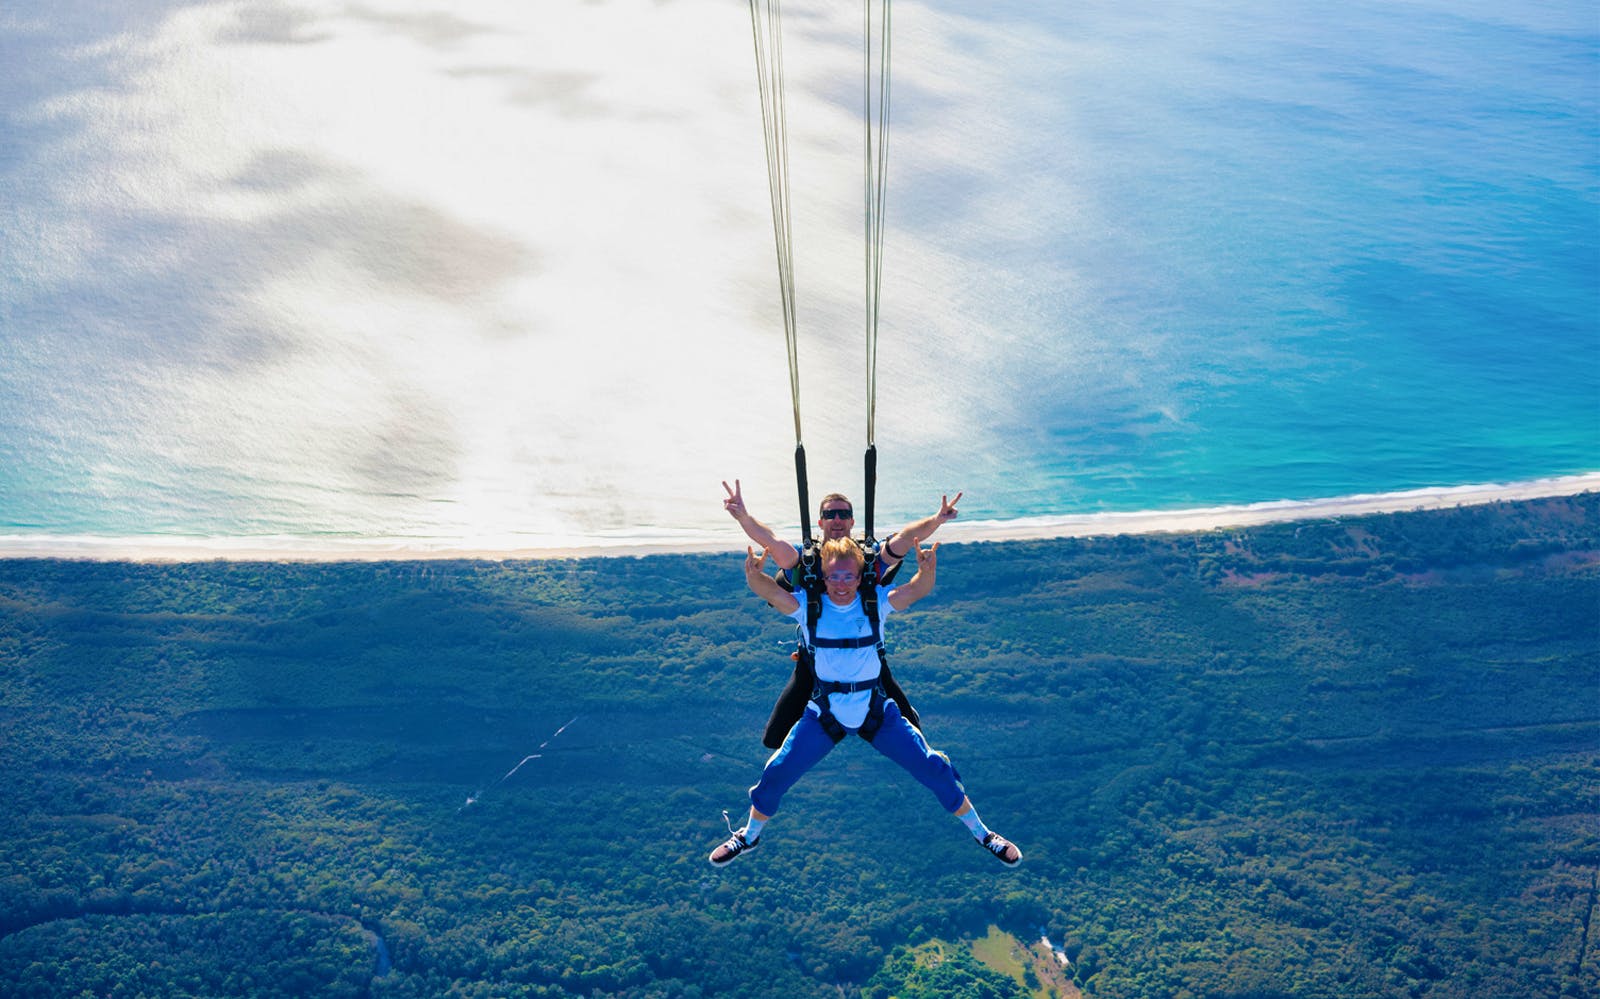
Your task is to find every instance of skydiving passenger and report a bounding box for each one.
[708,537,1021,867]
[722,481,961,746]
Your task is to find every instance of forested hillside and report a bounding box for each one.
[1,495,1596,998]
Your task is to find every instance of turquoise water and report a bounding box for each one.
[902,0,1599,516]
[0,0,1594,548]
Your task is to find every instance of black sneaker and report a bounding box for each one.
[980,831,1021,867]
[709,830,760,867]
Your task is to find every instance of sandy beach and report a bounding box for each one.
[2,472,1595,563]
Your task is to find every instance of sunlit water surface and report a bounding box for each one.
[1,0,1595,552]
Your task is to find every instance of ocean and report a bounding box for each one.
[0,0,1595,555]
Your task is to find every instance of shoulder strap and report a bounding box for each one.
[794,541,823,649]
[860,538,879,591]
[858,539,885,648]
[805,585,823,649]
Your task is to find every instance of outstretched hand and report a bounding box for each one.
[723,479,748,520]
[744,545,769,580]
[914,541,940,571]
[936,492,962,523]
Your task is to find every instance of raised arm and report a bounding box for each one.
[883,492,962,562]
[886,543,939,611]
[724,479,800,570]
[745,546,800,613]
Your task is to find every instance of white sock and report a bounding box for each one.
[743,816,766,842]
[958,808,989,840]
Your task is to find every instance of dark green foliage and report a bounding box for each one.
[0,494,1596,997]
[1,911,373,998]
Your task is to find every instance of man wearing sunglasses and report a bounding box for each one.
[721,480,961,586]
[722,481,962,747]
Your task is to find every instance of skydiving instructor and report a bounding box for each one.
[721,479,962,578]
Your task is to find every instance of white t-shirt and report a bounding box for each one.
[787,586,897,728]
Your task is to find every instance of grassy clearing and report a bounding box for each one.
[969,924,1080,999]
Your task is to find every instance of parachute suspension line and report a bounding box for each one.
[863,0,891,449]
[747,0,812,543]
[862,0,892,541]
[748,0,802,447]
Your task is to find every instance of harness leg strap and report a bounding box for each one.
[856,686,889,743]
[811,686,848,744]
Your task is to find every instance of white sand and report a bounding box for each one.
[1,472,1595,563]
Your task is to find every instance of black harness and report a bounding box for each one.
[760,539,920,749]
[791,540,893,744]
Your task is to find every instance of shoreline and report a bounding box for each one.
[1,472,1595,564]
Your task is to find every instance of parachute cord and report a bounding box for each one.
[748,0,803,447]
[863,0,891,449]
[863,0,891,539]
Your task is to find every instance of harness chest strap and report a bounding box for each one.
[810,634,880,649]
[811,678,881,695]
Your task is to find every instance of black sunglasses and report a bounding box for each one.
[819,508,853,521]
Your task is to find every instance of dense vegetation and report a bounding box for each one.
[0,494,1596,998]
